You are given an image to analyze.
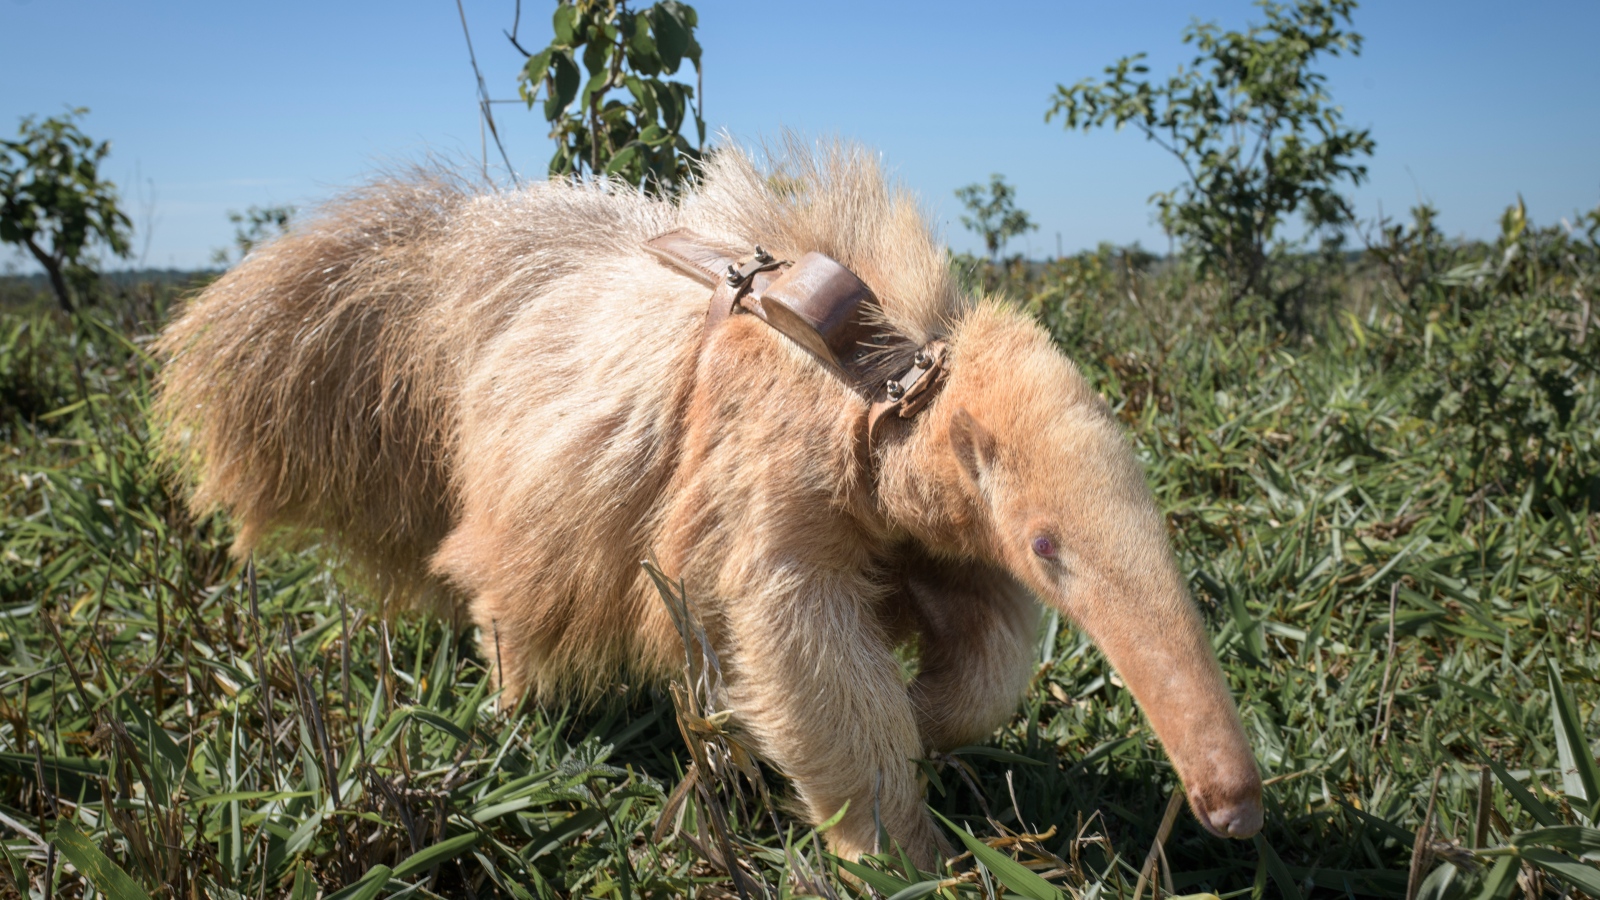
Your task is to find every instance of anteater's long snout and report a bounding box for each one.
[1066,584,1262,839]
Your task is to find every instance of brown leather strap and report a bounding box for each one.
[644,229,741,286]
[756,253,880,378]
[645,229,949,457]
[645,229,790,331]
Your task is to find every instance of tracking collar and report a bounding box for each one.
[645,230,949,449]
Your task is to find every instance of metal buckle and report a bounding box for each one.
[884,344,942,405]
[723,246,784,289]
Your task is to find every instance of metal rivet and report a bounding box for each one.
[886,380,906,401]
[913,350,931,369]
[754,245,772,263]
[725,264,741,286]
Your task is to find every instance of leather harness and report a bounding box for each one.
[644,230,949,451]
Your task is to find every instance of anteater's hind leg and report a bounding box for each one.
[894,549,1040,752]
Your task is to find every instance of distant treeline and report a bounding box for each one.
[0,269,216,307]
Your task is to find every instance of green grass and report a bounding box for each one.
[1,202,1597,900]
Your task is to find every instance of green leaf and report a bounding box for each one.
[1509,825,1600,854]
[470,796,541,823]
[833,856,914,894]
[548,143,573,176]
[519,49,554,91]
[1414,862,1459,900]
[38,397,89,419]
[1334,799,1416,846]
[1485,759,1561,828]
[406,706,473,745]
[1547,658,1600,813]
[946,745,1046,766]
[813,799,850,832]
[931,809,1063,900]
[1070,736,1142,772]
[582,39,609,77]
[623,74,648,105]
[267,806,325,876]
[580,71,612,107]
[1471,856,1520,900]
[184,789,316,807]
[289,863,317,900]
[1252,834,1305,900]
[603,143,640,178]
[392,832,480,879]
[52,820,153,900]
[322,864,393,900]
[885,880,945,900]
[640,124,669,147]
[0,752,108,801]
[551,4,577,45]
[1520,847,1600,895]
[627,12,661,76]
[647,5,687,72]
[523,808,608,861]
[545,51,581,119]
[0,840,29,896]
[121,700,203,799]
[914,758,947,798]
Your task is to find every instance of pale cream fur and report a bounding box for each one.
[154,141,1260,866]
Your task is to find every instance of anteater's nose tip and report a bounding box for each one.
[1189,790,1263,839]
[1210,801,1263,838]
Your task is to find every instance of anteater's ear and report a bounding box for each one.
[949,407,999,489]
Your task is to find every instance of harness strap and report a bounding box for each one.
[644,229,949,451]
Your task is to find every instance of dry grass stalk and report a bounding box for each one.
[1405,767,1442,900]
[1132,790,1184,900]
[648,561,772,900]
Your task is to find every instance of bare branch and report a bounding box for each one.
[455,0,519,187]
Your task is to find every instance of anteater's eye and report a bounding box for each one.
[1031,536,1057,559]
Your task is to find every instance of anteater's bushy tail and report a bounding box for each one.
[153,172,474,610]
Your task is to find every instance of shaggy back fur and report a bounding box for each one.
[155,141,957,663]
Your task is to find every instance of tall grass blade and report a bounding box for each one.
[1484,759,1561,828]
[322,863,393,900]
[833,857,914,894]
[52,820,154,900]
[1508,825,1600,854]
[931,809,1063,900]
[1518,847,1600,895]
[1251,834,1304,900]
[391,832,480,879]
[884,881,945,900]
[1470,856,1520,900]
[1546,657,1600,818]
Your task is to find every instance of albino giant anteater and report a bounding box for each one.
[155,143,1262,865]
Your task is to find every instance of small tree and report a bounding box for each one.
[514,0,704,194]
[0,109,131,313]
[956,174,1036,264]
[1047,0,1375,319]
[211,205,295,267]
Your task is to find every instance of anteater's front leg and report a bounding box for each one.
[722,566,945,868]
[898,551,1040,751]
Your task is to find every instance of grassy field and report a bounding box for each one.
[1,202,1597,899]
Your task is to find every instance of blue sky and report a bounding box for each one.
[2,1,1597,271]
